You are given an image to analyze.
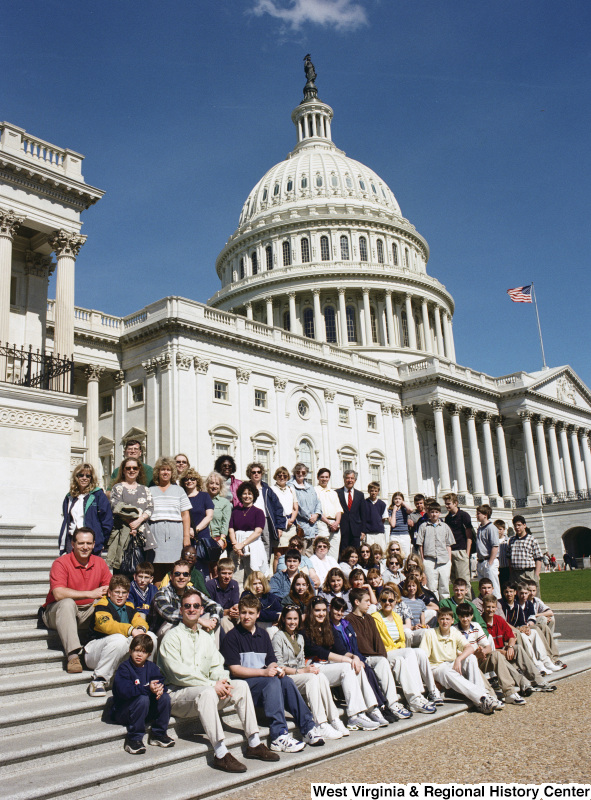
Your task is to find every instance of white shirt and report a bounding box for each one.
[272,483,296,516]
[315,485,341,520]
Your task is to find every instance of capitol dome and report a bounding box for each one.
[208,59,456,365]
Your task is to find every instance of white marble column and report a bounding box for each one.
[142,360,159,464]
[381,403,397,495]
[465,410,486,499]
[431,400,451,495]
[158,352,174,456]
[49,230,86,358]
[434,306,444,356]
[275,378,288,465]
[394,299,403,347]
[0,209,24,344]
[245,301,253,321]
[494,416,514,503]
[405,294,418,350]
[288,292,297,334]
[113,370,126,457]
[546,420,565,494]
[534,415,553,495]
[265,296,274,327]
[85,364,105,478]
[580,429,591,492]
[519,411,541,498]
[449,404,469,498]
[362,289,372,344]
[384,290,396,347]
[313,289,324,342]
[402,405,423,495]
[194,356,210,461]
[337,287,348,345]
[444,313,456,361]
[569,426,587,492]
[236,368,251,473]
[481,413,500,502]
[557,422,575,493]
[421,300,432,353]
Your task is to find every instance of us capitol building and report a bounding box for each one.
[1,59,590,558]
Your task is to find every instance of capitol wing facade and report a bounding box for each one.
[2,68,591,559]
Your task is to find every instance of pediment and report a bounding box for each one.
[529,367,591,411]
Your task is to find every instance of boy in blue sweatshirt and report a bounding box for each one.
[127,562,157,618]
[112,633,174,754]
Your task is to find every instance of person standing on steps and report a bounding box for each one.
[42,527,112,673]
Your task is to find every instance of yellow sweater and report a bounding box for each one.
[92,597,147,637]
[371,610,407,650]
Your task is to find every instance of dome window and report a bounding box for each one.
[359,179,366,191]
[405,248,410,268]
[251,251,258,275]
[266,245,273,271]
[340,235,350,261]
[301,175,308,189]
[287,179,293,192]
[262,188,268,202]
[320,235,330,261]
[345,176,353,189]
[371,183,377,194]
[316,174,323,188]
[282,241,292,267]
[392,242,399,266]
[359,236,368,262]
[346,306,358,343]
[239,258,245,280]
[331,175,338,188]
[324,306,337,343]
[376,239,384,264]
[303,308,315,339]
[273,183,280,196]
[301,237,310,263]
[381,187,387,199]
[283,310,291,331]
[370,307,378,343]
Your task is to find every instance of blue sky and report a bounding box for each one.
[4,1,591,383]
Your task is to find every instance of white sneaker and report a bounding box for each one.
[366,709,389,727]
[330,718,350,737]
[270,733,306,752]
[408,696,437,714]
[317,722,342,740]
[347,713,379,731]
[87,680,107,697]
[505,693,526,705]
[389,702,412,720]
[479,695,496,715]
[303,728,325,747]
[427,689,444,706]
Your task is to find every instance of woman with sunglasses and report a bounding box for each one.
[302,597,381,731]
[270,467,299,572]
[58,463,113,556]
[371,585,441,709]
[288,462,322,546]
[213,455,243,508]
[204,471,232,554]
[246,462,285,571]
[107,458,153,572]
[310,536,339,586]
[180,469,215,578]
[272,605,346,740]
[357,543,373,574]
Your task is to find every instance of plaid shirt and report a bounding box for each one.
[507,533,542,570]
[153,584,222,625]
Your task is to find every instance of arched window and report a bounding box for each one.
[359,236,368,262]
[251,251,258,276]
[370,307,378,343]
[392,242,399,266]
[405,248,410,268]
[324,306,337,343]
[359,179,366,191]
[376,239,384,264]
[273,183,280,196]
[282,241,291,267]
[346,176,353,189]
[262,188,268,202]
[301,175,308,189]
[401,310,410,347]
[316,174,323,187]
[340,235,350,261]
[303,307,315,339]
[301,237,310,263]
[283,310,291,331]
[239,258,245,279]
[287,179,293,192]
[371,183,377,194]
[346,306,357,342]
[331,174,338,188]
[298,438,314,474]
[266,245,273,271]
[320,235,330,261]
[415,315,424,350]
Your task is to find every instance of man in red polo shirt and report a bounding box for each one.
[42,527,111,673]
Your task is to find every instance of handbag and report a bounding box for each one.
[120,531,146,575]
[195,534,223,563]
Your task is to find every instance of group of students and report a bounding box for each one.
[45,449,566,773]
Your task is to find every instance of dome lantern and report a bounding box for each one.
[291,54,334,147]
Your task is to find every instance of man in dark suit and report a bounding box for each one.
[336,470,367,557]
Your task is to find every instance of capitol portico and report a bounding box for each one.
[1,61,591,560]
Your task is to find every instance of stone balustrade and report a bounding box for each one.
[1,122,84,180]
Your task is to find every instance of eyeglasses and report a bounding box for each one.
[380,596,395,603]
[182,603,202,609]
[250,469,262,475]
[176,459,188,464]
[315,544,328,550]
[173,571,190,578]
[283,604,299,612]
[295,470,307,475]
[77,474,91,479]
[125,467,139,472]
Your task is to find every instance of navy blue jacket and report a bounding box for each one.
[59,488,113,555]
[258,481,286,544]
[112,657,165,704]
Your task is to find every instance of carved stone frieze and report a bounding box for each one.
[0,407,75,432]
[380,402,391,415]
[157,352,172,372]
[48,230,87,258]
[236,367,251,384]
[24,251,55,279]
[142,359,157,376]
[353,395,365,409]
[323,388,335,401]
[176,352,192,371]
[194,356,210,374]
[274,377,287,391]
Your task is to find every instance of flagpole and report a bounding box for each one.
[531,282,547,370]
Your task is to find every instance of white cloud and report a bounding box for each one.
[251,0,369,32]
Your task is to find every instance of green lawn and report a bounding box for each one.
[470,569,591,603]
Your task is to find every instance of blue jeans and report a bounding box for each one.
[245,675,314,741]
[113,692,171,739]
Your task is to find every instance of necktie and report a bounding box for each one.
[347,491,353,510]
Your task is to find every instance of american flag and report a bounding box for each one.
[507,285,533,303]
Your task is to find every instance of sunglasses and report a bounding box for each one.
[316,545,328,550]
[250,470,262,475]
[77,474,91,479]
[182,602,202,609]
[125,467,139,472]
[173,571,190,578]
[283,604,300,612]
